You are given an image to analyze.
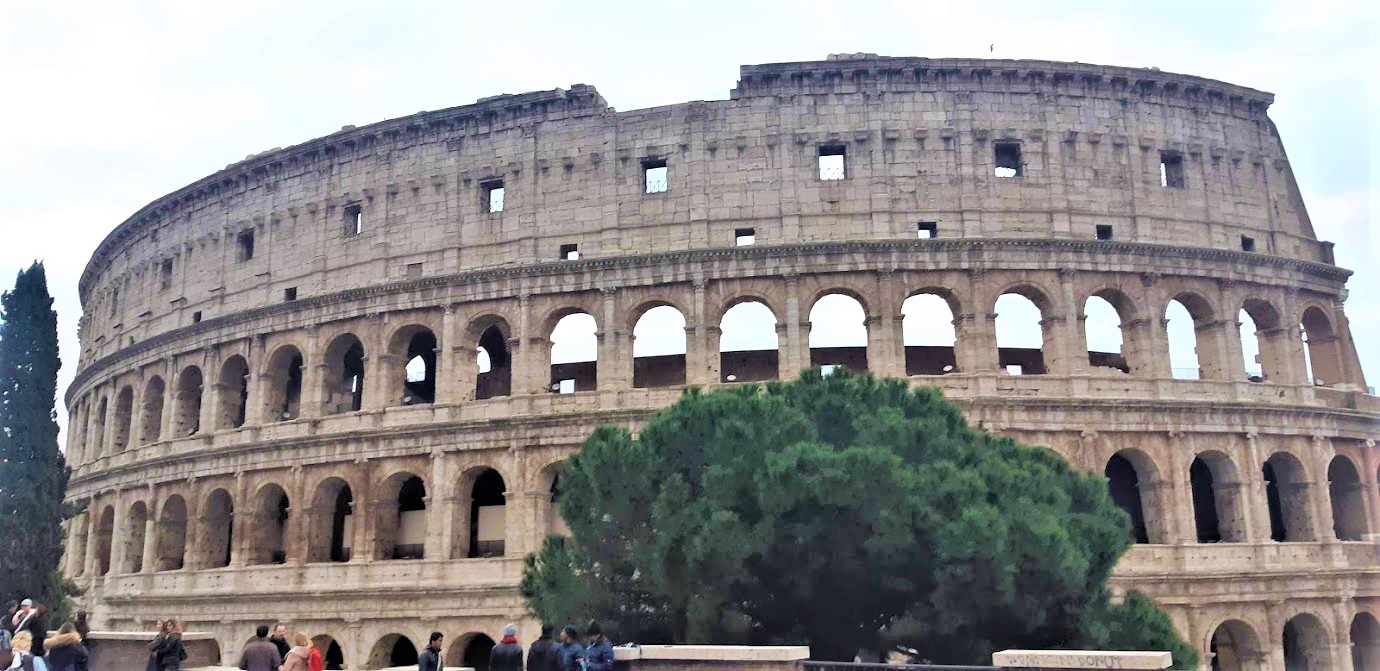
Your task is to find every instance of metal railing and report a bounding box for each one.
[804,662,997,671]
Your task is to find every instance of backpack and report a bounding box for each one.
[20,653,49,671]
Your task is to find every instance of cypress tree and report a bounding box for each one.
[0,262,68,605]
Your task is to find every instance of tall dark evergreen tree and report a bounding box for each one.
[0,262,68,605]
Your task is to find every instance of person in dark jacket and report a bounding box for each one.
[10,600,48,657]
[417,631,444,671]
[526,625,558,671]
[157,619,188,671]
[44,623,90,671]
[583,622,613,671]
[554,626,583,671]
[269,625,292,661]
[145,619,168,671]
[238,624,282,671]
[490,624,524,671]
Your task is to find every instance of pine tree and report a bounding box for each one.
[0,262,69,606]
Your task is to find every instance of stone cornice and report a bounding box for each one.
[64,238,1351,404]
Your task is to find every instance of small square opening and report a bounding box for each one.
[160,259,174,290]
[557,379,576,394]
[994,142,1023,177]
[1096,224,1114,241]
[1005,364,1024,376]
[343,203,363,237]
[192,311,202,324]
[643,158,668,194]
[820,364,840,377]
[1240,235,1256,252]
[482,179,505,212]
[236,230,255,261]
[917,222,938,239]
[406,262,424,280]
[560,243,580,261]
[283,287,297,302]
[818,145,846,180]
[1161,151,1185,188]
[735,228,756,246]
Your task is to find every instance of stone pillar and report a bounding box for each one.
[1362,440,1380,541]
[425,452,450,560]
[686,280,717,386]
[1040,313,1083,375]
[437,305,462,403]
[140,515,158,574]
[598,288,629,390]
[1243,433,1272,542]
[1206,318,1246,382]
[229,510,256,568]
[196,353,217,435]
[1332,597,1357,671]
[159,360,176,441]
[1121,318,1157,377]
[1055,269,1089,375]
[954,312,998,373]
[362,316,390,410]
[83,503,101,579]
[299,327,325,418]
[870,271,905,378]
[103,379,120,456]
[350,474,373,563]
[779,275,804,380]
[1164,433,1194,544]
[1265,600,1287,671]
[506,491,540,557]
[107,496,128,576]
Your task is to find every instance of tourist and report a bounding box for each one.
[145,620,167,671]
[417,632,443,671]
[238,625,282,671]
[43,623,89,671]
[10,601,47,658]
[304,635,323,671]
[490,624,523,671]
[71,614,88,646]
[1,615,13,670]
[583,623,612,671]
[525,625,558,671]
[6,631,43,671]
[155,619,187,671]
[278,633,312,671]
[269,625,291,661]
[554,626,582,671]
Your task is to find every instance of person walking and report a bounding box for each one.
[144,620,167,671]
[155,620,187,671]
[42,624,88,671]
[238,625,282,671]
[269,626,291,662]
[489,625,523,671]
[583,623,613,671]
[305,636,323,671]
[417,632,443,671]
[278,633,312,671]
[6,631,46,671]
[554,626,582,671]
[525,625,558,671]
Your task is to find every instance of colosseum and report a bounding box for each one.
[59,54,1376,670]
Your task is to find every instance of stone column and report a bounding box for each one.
[1362,440,1380,541]
[1332,597,1357,671]
[83,503,101,579]
[1054,268,1089,375]
[1164,433,1194,544]
[598,288,630,390]
[437,305,463,403]
[103,379,120,456]
[779,275,805,380]
[870,271,905,378]
[299,327,325,419]
[954,312,998,373]
[159,360,176,440]
[229,510,256,567]
[242,340,268,426]
[108,496,128,575]
[362,316,390,410]
[196,352,217,435]
[685,280,717,386]
[1206,318,1246,382]
[1243,433,1272,542]
[505,491,540,557]
[140,515,158,574]
[350,472,373,563]
[1135,272,1170,377]
[425,451,450,560]
[1311,436,1339,542]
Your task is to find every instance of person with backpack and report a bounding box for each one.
[42,624,88,671]
[6,631,48,671]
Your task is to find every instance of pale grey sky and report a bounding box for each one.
[2,0,1375,444]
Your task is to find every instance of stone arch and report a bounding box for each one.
[1263,452,1317,542]
[631,302,687,388]
[89,395,108,457]
[537,460,569,538]
[1301,305,1343,387]
[548,309,598,394]
[196,488,235,569]
[446,632,496,671]
[1327,455,1367,541]
[465,467,508,558]
[367,633,418,670]
[139,376,165,445]
[173,365,203,437]
[719,296,779,383]
[387,324,439,406]
[808,291,869,373]
[248,482,290,565]
[469,314,514,400]
[216,355,250,430]
[311,634,346,670]
[1352,612,1380,671]
[155,494,188,571]
[902,287,960,375]
[1282,612,1331,671]
[1083,287,1138,374]
[1190,450,1248,543]
[122,500,149,573]
[307,476,355,563]
[322,333,365,415]
[1207,618,1264,671]
[111,385,135,452]
[94,505,114,576]
[994,282,1057,376]
[1165,291,1220,380]
[375,471,427,560]
[1104,449,1167,544]
[262,345,304,422]
[1239,297,1285,383]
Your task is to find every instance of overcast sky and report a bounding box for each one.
[2,0,1375,444]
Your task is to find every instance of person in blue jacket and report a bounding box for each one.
[555,626,583,671]
[583,622,613,671]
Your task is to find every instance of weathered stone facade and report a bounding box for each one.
[61,55,1377,670]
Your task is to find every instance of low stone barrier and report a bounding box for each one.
[82,631,221,671]
[992,650,1172,670]
[614,645,811,671]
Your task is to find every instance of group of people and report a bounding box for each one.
[419,621,613,671]
[1,598,90,671]
[235,624,323,671]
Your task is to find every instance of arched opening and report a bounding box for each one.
[216,356,250,429]
[901,291,957,375]
[1352,612,1380,671]
[262,347,303,422]
[376,474,426,560]
[447,634,496,671]
[155,495,187,571]
[111,386,134,452]
[95,506,114,576]
[469,469,507,558]
[70,401,90,465]
[1166,294,1216,380]
[720,300,778,383]
[995,290,1050,375]
[542,463,569,538]
[1301,307,1343,387]
[1190,452,1247,543]
[123,501,148,573]
[1263,453,1316,542]
[1207,619,1262,671]
[632,305,687,388]
[808,293,869,373]
[1104,451,1166,544]
[323,334,365,415]
[249,484,290,565]
[393,326,438,406]
[140,377,165,445]
[311,635,345,671]
[1282,613,1330,671]
[1084,292,1130,374]
[550,312,598,393]
[475,322,512,399]
[198,488,234,569]
[308,478,354,563]
[89,396,108,457]
[1240,299,1285,383]
[1328,456,1367,541]
[368,634,418,670]
[173,366,203,437]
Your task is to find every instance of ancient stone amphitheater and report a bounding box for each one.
[60,55,1377,670]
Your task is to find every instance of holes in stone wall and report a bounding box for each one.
[482,179,505,212]
[994,141,1023,177]
[818,145,846,180]
[343,202,363,237]
[643,158,668,194]
[236,230,255,261]
[735,227,756,246]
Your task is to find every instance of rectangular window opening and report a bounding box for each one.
[192,311,203,324]
[557,379,576,394]
[482,180,505,213]
[1096,224,1114,241]
[1240,235,1256,252]
[1005,364,1025,376]
[643,158,668,194]
[236,230,255,261]
[560,243,580,261]
[1161,151,1185,188]
[343,203,363,237]
[406,262,424,280]
[283,287,297,302]
[160,259,174,290]
[917,222,938,239]
[818,145,846,181]
[735,228,756,246]
[994,142,1023,177]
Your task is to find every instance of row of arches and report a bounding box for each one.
[1206,610,1380,670]
[1106,449,1372,546]
[75,463,564,577]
